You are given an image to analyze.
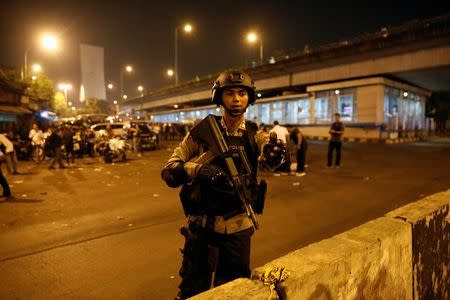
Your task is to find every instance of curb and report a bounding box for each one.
[304,136,423,144]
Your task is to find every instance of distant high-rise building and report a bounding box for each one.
[80,44,106,102]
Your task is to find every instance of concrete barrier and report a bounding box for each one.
[191,189,449,299]
[386,190,450,300]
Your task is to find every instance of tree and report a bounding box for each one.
[53,92,71,116]
[426,91,450,135]
[26,76,55,102]
[79,98,112,115]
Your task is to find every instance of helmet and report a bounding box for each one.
[211,70,256,105]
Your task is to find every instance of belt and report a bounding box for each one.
[188,213,253,234]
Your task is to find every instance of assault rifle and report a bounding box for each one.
[190,115,260,229]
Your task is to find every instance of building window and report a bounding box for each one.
[337,95,353,121]
[285,101,298,124]
[260,103,270,125]
[315,97,329,123]
[384,87,400,126]
[271,102,283,123]
[297,99,310,124]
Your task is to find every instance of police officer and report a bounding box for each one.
[161,70,268,299]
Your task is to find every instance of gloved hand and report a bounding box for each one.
[197,164,228,186]
[161,165,188,188]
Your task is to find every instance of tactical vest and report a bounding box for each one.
[180,116,259,217]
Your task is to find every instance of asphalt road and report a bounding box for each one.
[0,140,449,299]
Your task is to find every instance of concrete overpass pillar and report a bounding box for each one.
[309,93,315,125]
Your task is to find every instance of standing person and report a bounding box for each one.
[289,125,307,176]
[151,122,161,145]
[63,126,75,165]
[0,149,12,200]
[161,70,267,299]
[29,123,45,160]
[269,120,290,146]
[29,123,44,145]
[86,128,96,157]
[4,131,20,175]
[127,123,138,151]
[47,128,65,169]
[327,113,345,168]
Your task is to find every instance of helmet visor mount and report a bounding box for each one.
[212,70,256,106]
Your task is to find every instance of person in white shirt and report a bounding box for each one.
[29,123,44,146]
[269,120,290,146]
[1,133,19,175]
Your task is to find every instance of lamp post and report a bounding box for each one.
[174,23,192,85]
[246,31,264,64]
[23,33,59,80]
[120,65,133,98]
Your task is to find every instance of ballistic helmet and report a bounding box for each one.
[211,70,256,106]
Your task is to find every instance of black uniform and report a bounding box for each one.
[291,127,307,172]
[162,116,267,299]
[327,121,344,167]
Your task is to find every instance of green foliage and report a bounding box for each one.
[427,91,450,121]
[78,98,112,115]
[53,92,71,116]
[26,76,55,101]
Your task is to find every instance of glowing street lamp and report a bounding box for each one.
[120,65,133,98]
[246,31,264,64]
[167,69,174,77]
[137,85,144,97]
[174,22,193,85]
[41,34,58,51]
[23,33,59,79]
[31,64,42,73]
[107,83,114,90]
[113,100,118,105]
[31,75,37,81]
[122,94,128,100]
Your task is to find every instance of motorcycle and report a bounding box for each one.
[103,137,127,163]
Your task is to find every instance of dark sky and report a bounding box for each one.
[1,0,449,101]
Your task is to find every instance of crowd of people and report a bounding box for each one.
[257,113,344,176]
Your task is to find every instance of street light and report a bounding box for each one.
[31,64,42,73]
[42,34,58,51]
[167,69,174,77]
[107,83,114,90]
[174,22,193,85]
[246,31,264,64]
[137,85,144,97]
[23,33,59,79]
[120,65,133,98]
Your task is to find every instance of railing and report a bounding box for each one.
[124,13,450,104]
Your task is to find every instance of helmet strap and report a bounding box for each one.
[222,104,248,117]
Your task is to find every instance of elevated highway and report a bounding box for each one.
[123,13,450,114]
